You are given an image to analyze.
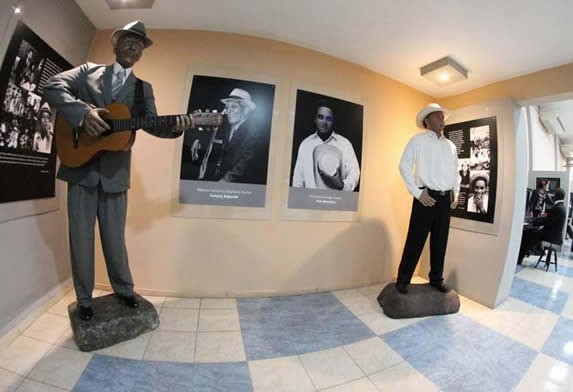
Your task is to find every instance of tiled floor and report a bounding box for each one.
[2,247,573,391]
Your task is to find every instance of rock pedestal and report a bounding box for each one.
[68,293,159,352]
[377,283,460,319]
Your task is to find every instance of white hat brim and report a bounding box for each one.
[416,106,449,129]
[220,98,256,111]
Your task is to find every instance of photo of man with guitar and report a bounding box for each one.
[43,20,198,321]
[180,75,275,187]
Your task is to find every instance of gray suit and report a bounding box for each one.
[44,62,180,305]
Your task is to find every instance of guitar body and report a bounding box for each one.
[55,103,135,168]
[55,103,222,168]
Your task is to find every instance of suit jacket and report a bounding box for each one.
[537,202,566,244]
[43,62,180,192]
[199,118,262,184]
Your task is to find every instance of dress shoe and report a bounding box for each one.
[119,294,139,308]
[78,305,93,321]
[395,283,408,294]
[429,282,449,293]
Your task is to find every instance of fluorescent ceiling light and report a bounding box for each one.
[106,0,154,10]
[420,56,468,86]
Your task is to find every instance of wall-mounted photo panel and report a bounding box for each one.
[445,116,498,223]
[179,75,275,207]
[287,89,363,211]
[0,21,71,203]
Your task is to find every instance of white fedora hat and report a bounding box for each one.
[111,20,153,49]
[220,88,256,111]
[416,103,448,129]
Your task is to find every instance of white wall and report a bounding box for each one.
[0,0,94,335]
[530,105,558,170]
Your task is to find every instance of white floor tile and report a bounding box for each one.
[158,308,199,332]
[94,332,151,360]
[0,368,23,392]
[143,331,196,362]
[333,288,365,301]
[27,346,91,390]
[514,353,573,392]
[299,347,364,390]
[22,314,69,344]
[162,297,200,309]
[142,295,166,310]
[249,356,315,392]
[369,362,439,392]
[321,377,379,392]
[54,328,76,352]
[344,337,403,375]
[337,296,380,316]
[0,336,52,376]
[200,298,237,309]
[47,296,75,317]
[508,311,560,350]
[14,379,67,392]
[194,332,245,363]
[355,311,409,335]
[198,309,241,332]
[358,284,386,299]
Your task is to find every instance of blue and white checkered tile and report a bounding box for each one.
[3,263,573,391]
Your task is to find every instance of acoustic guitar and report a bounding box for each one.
[55,102,222,167]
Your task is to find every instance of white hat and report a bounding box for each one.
[111,20,153,49]
[416,103,448,129]
[39,102,52,115]
[220,88,256,111]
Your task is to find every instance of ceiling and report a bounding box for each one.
[73,0,573,99]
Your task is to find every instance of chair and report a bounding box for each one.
[535,241,559,271]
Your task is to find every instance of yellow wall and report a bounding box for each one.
[88,29,434,296]
[440,62,573,109]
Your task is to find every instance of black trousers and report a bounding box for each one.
[397,193,451,285]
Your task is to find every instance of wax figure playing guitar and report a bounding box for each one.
[43,20,193,322]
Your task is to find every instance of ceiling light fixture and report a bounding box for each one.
[420,56,468,86]
[105,0,154,10]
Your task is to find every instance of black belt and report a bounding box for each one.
[420,187,451,198]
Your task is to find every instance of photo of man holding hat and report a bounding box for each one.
[395,103,459,294]
[44,20,193,321]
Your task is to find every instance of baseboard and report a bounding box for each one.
[0,278,73,351]
[95,281,386,298]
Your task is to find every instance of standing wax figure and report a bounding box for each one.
[44,21,193,321]
[395,103,460,294]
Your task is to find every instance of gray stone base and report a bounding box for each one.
[67,293,159,352]
[377,283,460,319]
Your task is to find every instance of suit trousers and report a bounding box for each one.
[67,182,134,305]
[397,193,451,285]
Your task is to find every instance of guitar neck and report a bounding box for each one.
[109,115,179,132]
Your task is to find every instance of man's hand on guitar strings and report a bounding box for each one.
[83,108,111,136]
[172,115,193,133]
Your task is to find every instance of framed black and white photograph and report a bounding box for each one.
[445,116,498,223]
[0,21,72,204]
[179,75,275,207]
[287,89,363,211]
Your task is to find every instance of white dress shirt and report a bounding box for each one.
[399,130,460,199]
[112,62,132,89]
[292,131,360,191]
